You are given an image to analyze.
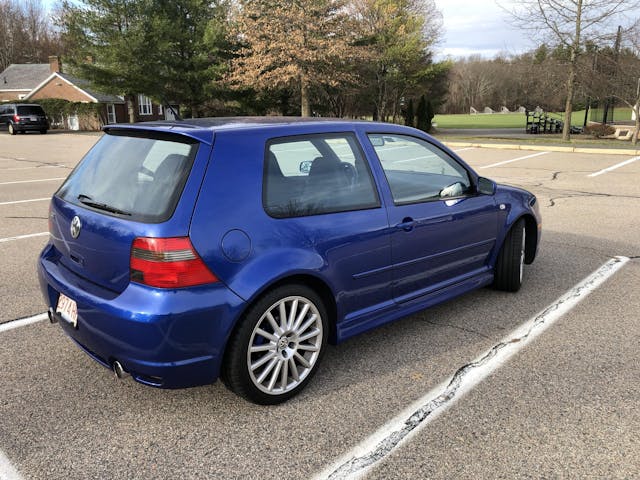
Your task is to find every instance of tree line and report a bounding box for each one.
[1,0,638,142]
[53,0,448,124]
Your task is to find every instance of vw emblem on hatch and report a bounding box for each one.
[70,216,82,239]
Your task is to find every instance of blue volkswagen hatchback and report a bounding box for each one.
[38,118,541,404]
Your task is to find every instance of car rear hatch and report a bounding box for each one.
[49,128,210,294]
[16,105,47,125]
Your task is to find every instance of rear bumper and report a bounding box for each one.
[38,243,245,389]
[15,122,48,131]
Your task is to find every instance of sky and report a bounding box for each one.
[433,0,529,59]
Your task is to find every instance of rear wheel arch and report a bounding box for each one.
[242,274,338,343]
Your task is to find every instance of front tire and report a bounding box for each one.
[493,219,526,292]
[222,284,328,404]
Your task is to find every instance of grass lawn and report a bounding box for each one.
[434,108,633,129]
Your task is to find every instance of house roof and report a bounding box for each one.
[58,73,124,104]
[26,72,125,104]
[0,64,51,91]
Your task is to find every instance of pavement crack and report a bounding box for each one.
[423,319,491,339]
[325,257,629,480]
[551,171,562,181]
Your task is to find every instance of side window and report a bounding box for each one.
[368,134,471,204]
[264,133,380,218]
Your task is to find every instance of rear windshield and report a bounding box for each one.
[57,131,199,223]
[17,105,45,115]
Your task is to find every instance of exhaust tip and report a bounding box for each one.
[47,308,57,324]
[112,361,126,379]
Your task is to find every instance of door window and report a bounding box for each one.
[368,134,471,204]
[264,133,380,218]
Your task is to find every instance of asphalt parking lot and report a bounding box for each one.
[1,132,639,479]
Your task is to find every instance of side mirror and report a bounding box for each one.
[477,177,496,195]
[369,135,385,147]
[299,160,312,174]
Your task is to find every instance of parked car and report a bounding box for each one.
[0,103,49,134]
[38,118,541,404]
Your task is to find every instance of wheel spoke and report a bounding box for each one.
[256,357,279,384]
[296,314,317,337]
[267,360,283,391]
[255,328,278,343]
[294,351,311,369]
[278,301,287,331]
[298,328,320,343]
[288,357,299,382]
[280,357,289,390]
[297,344,319,352]
[292,303,310,332]
[250,343,276,353]
[265,312,282,335]
[251,352,276,371]
[287,299,299,330]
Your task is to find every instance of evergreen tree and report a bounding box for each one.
[416,95,428,131]
[404,98,415,127]
[59,0,230,119]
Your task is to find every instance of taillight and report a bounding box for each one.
[13,114,20,122]
[130,237,218,288]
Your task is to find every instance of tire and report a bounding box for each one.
[8,123,16,135]
[222,284,328,404]
[493,219,526,292]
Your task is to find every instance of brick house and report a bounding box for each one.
[0,56,178,129]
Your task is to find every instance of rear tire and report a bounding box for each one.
[493,219,526,292]
[8,123,16,135]
[222,284,328,404]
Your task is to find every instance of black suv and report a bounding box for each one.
[0,103,49,134]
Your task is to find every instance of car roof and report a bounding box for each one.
[103,116,412,145]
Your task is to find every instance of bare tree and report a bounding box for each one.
[504,0,640,140]
[0,0,62,71]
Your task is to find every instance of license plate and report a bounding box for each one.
[56,293,78,328]
[30,116,38,121]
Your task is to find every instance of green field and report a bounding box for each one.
[434,108,633,129]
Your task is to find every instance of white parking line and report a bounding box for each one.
[453,147,475,152]
[587,156,640,177]
[479,151,550,169]
[4,165,64,171]
[0,313,48,334]
[316,256,629,480]
[0,313,48,479]
[0,177,65,186]
[0,198,49,206]
[0,232,48,244]
[0,449,24,480]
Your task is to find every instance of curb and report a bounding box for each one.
[443,141,640,156]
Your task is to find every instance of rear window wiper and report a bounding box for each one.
[77,194,131,216]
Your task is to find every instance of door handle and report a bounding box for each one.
[396,217,416,232]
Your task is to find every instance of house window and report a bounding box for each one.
[157,104,163,116]
[106,104,116,124]
[138,95,152,115]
